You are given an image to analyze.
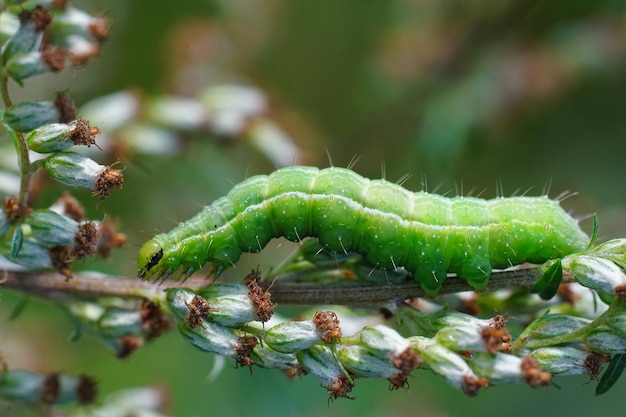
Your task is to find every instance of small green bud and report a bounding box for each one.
[517,314,591,346]
[356,325,410,358]
[97,309,143,339]
[583,328,626,354]
[246,119,300,168]
[200,85,266,137]
[0,12,20,45]
[264,320,320,354]
[146,95,205,130]
[49,6,107,42]
[296,345,354,400]
[0,210,9,236]
[592,238,626,270]
[468,353,524,386]
[204,294,256,327]
[177,321,240,358]
[250,344,299,370]
[0,234,53,269]
[35,152,123,198]
[26,123,72,152]
[607,310,626,338]
[24,209,79,247]
[336,344,402,380]
[529,347,590,375]
[563,254,626,296]
[4,100,61,132]
[80,90,141,132]
[409,336,487,395]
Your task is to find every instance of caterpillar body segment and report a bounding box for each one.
[138,166,589,296]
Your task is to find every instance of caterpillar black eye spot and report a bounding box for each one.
[146,248,164,271]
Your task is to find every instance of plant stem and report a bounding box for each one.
[1,266,559,307]
[1,76,31,205]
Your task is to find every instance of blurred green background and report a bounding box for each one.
[3,0,626,416]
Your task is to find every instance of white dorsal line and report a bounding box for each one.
[346,154,361,170]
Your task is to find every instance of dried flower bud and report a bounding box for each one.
[0,369,96,405]
[36,152,123,198]
[296,345,354,401]
[27,119,99,153]
[1,6,51,63]
[5,47,67,82]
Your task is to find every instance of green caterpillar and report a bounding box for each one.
[138,166,589,296]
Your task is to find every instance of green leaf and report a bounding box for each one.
[584,213,599,252]
[596,353,626,395]
[531,260,563,300]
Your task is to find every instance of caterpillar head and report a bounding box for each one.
[138,240,165,280]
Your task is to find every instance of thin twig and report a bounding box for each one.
[0,266,568,307]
